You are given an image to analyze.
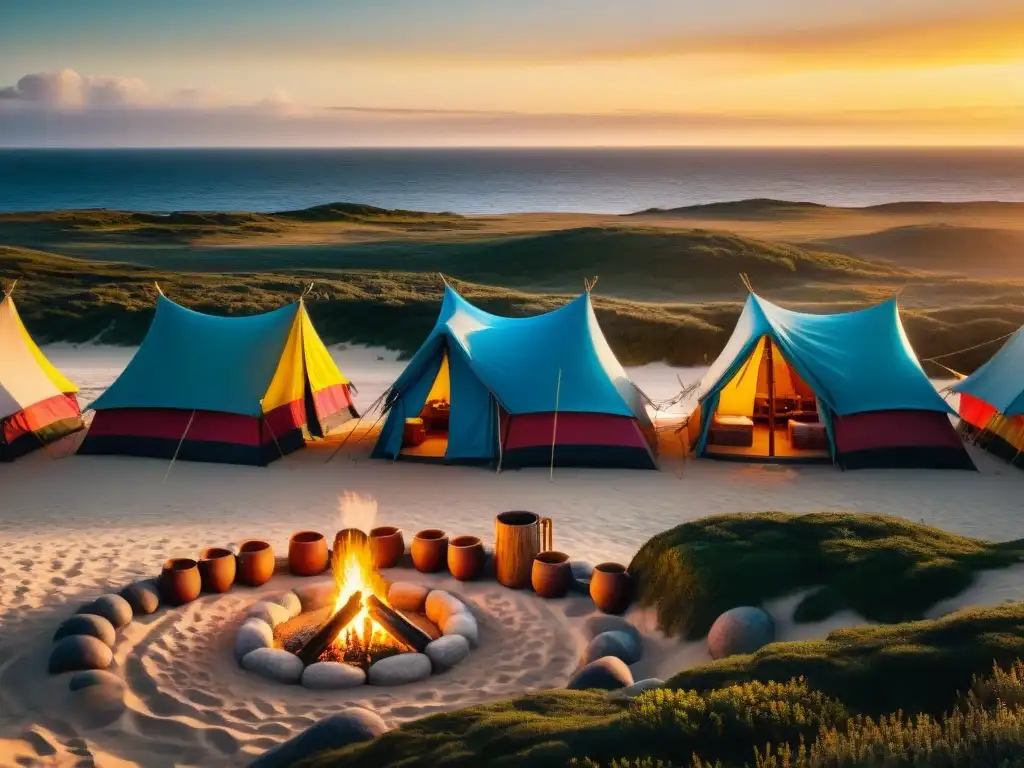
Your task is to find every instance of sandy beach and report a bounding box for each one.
[1,347,1022,767]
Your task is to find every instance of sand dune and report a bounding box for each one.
[1,429,1023,766]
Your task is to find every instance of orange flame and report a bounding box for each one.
[331,530,396,650]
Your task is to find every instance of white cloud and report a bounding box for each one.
[0,68,149,108]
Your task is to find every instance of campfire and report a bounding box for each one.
[292,529,431,668]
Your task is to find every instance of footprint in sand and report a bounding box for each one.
[185,689,223,707]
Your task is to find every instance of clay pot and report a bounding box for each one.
[590,562,633,615]
[289,531,329,576]
[448,535,485,581]
[369,526,405,569]
[198,546,236,593]
[159,558,201,605]
[532,550,572,599]
[236,540,274,587]
[411,529,448,573]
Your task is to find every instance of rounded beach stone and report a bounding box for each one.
[69,682,126,729]
[585,630,641,665]
[293,580,337,612]
[302,662,367,690]
[425,590,467,626]
[388,582,430,613]
[247,601,291,629]
[49,635,114,674]
[367,653,432,686]
[584,615,641,647]
[567,656,633,691]
[707,606,776,660]
[119,580,160,616]
[78,594,133,629]
[241,648,305,684]
[271,591,302,619]
[68,669,125,692]
[425,634,470,671]
[54,614,116,648]
[234,618,274,663]
[250,707,388,768]
[441,612,479,648]
[570,560,594,593]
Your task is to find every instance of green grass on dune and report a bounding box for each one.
[2,202,1024,371]
[666,603,1024,717]
[628,513,1023,641]
[297,655,1024,768]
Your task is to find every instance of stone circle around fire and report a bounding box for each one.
[234,580,478,688]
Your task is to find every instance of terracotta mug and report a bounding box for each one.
[369,526,405,569]
[448,535,485,581]
[199,546,236,593]
[590,562,633,615]
[289,531,329,576]
[494,511,553,589]
[159,558,202,605]
[236,540,274,587]
[411,529,448,573]
[532,550,572,599]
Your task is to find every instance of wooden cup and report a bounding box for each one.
[236,540,274,587]
[159,558,201,605]
[411,529,448,573]
[531,550,572,599]
[448,535,485,581]
[590,562,633,615]
[494,511,553,589]
[288,531,329,576]
[198,546,236,593]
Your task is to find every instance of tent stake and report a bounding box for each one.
[164,409,196,482]
[549,368,562,481]
[495,400,504,473]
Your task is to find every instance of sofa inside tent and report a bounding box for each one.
[0,289,84,461]
[372,285,657,469]
[686,293,974,470]
[952,327,1024,469]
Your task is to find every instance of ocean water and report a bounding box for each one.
[2,148,1023,214]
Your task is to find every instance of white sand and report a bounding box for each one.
[0,347,1021,767]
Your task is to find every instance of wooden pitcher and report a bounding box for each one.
[494,511,553,589]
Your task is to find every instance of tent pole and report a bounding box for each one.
[549,368,562,481]
[495,399,504,473]
[163,409,196,482]
[765,340,776,458]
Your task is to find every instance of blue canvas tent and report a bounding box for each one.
[952,327,1024,468]
[688,293,973,469]
[79,293,357,465]
[372,285,656,469]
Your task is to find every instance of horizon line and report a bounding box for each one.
[2,144,1024,151]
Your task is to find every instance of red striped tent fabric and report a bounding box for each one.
[0,292,84,461]
[79,294,357,466]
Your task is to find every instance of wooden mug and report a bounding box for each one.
[159,558,202,605]
[288,530,329,576]
[494,511,553,589]
[532,550,572,598]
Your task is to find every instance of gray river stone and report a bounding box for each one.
[367,653,432,686]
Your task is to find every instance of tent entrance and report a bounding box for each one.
[705,336,831,462]
[399,352,451,460]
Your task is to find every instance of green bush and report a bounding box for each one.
[628,513,1023,640]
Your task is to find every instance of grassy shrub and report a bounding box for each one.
[627,513,1023,640]
[297,662,1024,767]
[666,603,1024,717]
[297,680,845,768]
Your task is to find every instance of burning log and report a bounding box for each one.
[297,590,362,665]
[366,594,431,653]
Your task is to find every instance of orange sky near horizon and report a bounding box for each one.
[1,1,1022,146]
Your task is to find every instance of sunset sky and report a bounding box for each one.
[1,0,1022,146]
